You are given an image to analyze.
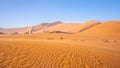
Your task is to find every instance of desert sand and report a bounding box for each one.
[0,21,120,68]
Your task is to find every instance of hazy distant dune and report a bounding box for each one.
[0,21,62,34]
[0,27,28,34]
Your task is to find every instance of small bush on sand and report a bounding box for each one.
[47,38,53,40]
[103,40,108,42]
[60,37,64,39]
[0,32,5,34]
[24,31,29,34]
[114,40,117,43]
[11,32,18,35]
[81,40,84,41]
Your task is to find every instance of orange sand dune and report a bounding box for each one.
[79,21,120,39]
[82,21,120,34]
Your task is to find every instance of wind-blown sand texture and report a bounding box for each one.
[0,38,120,68]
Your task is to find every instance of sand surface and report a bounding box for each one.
[0,33,120,68]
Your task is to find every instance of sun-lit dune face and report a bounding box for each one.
[82,21,120,33]
[80,21,120,38]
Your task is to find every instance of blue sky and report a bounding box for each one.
[0,0,120,28]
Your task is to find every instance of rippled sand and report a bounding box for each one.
[0,38,120,68]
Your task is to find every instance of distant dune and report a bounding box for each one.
[0,21,62,34]
[0,27,28,34]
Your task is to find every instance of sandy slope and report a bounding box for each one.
[79,20,100,32]
[82,21,120,34]
[79,21,120,39]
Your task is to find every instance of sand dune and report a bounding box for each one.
[0,27,28,34]
[34,23,82,33]
[0,21,62,34]
[80,21,120,38]
[35,21,100,33]
[82,21,120,33]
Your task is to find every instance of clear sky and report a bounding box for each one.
[0,0,120,28]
